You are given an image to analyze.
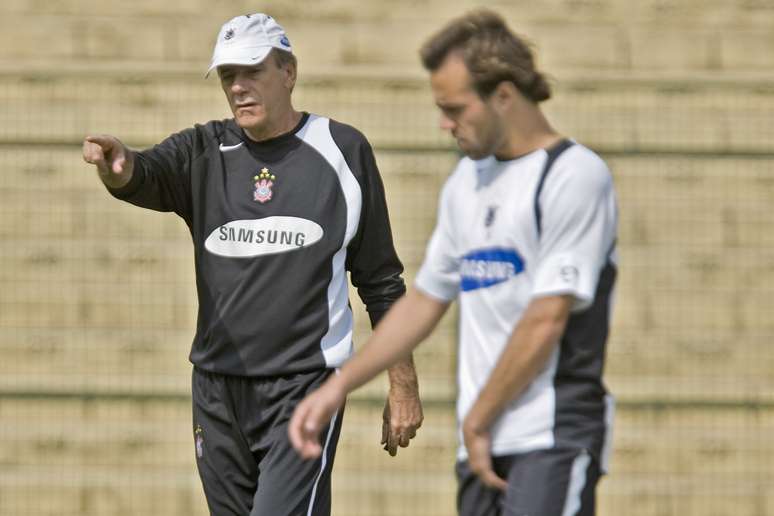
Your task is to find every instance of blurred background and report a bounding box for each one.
[1,0,774,515]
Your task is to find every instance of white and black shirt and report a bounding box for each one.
[108,113,405,377]
[415,140,617,469]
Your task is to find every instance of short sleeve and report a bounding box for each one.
[414,177,462,302]
[531,150,617,311]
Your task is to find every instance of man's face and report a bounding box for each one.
[429,53,504,159]
[218,55,294,139]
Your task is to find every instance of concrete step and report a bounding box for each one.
[0,399,449,473]
[4,146,770,198]
[2,397,773,515]
[0,323,458,402]
[4,147,774,252]
[5,466,770,516]
[4,236,773,298]
[606,332,774,402]
[2,317,772,404]
[0,275,195,329]
[5,260,771,332]
[7,0,774,26]
[2,71,774,153]
[2,1,774,73]
[612,406,774,475]
[0,145,451,253]
[600,473,774,516]
[618,246,774,295]
[609,155,774,248]
[0,190,189,242]
[4,397,774,472]
[613,286,773,334]
[4,146,774,401]
[5,252,771,339]
[0,467,206,516]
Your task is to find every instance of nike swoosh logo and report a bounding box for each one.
[219,142,244,152]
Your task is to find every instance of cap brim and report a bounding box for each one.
[204,46,274,78]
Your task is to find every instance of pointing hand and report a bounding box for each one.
[83,134,134,188]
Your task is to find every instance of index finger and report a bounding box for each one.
[84,134,116,151]
[82,139,107,166]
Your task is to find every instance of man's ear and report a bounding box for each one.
[491,81,518,112]
[284,62,297,90]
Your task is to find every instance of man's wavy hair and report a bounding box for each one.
[420,9,551,103]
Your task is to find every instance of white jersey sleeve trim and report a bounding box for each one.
[531,146,617,312]
[296,115,361,367]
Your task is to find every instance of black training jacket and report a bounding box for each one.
[108,113,406,377]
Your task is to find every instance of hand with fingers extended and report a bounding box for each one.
[288,377,347,460]
[381,388,423,456]
[82,134,134,189]
[462,417,508,491]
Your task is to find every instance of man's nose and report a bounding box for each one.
[230,73,250,93]
[231,79,247,93]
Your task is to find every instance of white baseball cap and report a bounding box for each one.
[206,13,293,77]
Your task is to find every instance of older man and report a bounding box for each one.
[83,13,422,516]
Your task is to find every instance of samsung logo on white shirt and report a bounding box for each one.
[205,217,323,258]
[460,248,524,291]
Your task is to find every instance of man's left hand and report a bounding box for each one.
[381,388,423,456]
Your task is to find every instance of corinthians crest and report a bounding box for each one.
[253,167,276,203]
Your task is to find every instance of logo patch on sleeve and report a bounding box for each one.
[460,247,525,291]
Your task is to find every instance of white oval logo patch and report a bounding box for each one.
[204,217,324,258]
